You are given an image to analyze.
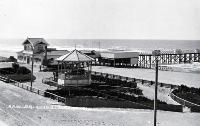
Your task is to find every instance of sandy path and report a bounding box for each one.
[92,66,200,88]
[137,83,178,104]
[0,81,200,126]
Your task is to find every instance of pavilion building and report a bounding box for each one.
[56,49,94,87]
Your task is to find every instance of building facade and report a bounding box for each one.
[17,38,70,67]
[17,38,48,65]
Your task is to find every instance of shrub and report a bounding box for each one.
[17,66,31,74]
[12,63,19,71]
[8,56,17,62]
[0,68,16,74]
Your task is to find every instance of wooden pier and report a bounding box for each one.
[138,50,200,68]
[91,49,200,69]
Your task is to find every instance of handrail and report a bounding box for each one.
[0,75,66,103]
[170,90,200,107]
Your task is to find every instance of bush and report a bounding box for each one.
[8,56,17,62]
[12,63,19,70]
[17,66,31,74]
[0,68,16,74]
[191,106,200,113]
[7,73,36,82]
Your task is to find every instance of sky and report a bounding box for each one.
[0,0,200,39]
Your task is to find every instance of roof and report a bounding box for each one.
[56,49,94,62]
[100,52,115,59]
[47,50,70,56]
[100,51,139,59]
[22,38,49,46]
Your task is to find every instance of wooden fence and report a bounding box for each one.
[91,71,179,89]
[0,75,66,103]
[170,90,200,108]
[0,75,184,112]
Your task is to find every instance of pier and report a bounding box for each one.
[138,49,200,68]
[92,49,200,69]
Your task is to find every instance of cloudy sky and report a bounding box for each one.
[0,0,200,39]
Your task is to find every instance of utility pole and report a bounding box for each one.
[30,43,34,91]
[152,50,160,126]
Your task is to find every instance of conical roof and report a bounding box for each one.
[56,49,94,62]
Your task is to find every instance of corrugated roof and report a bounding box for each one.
[22,38,49,46]
[56,49,94,62]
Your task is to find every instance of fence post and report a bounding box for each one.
[133,78,136,82]
[160,83,163,87]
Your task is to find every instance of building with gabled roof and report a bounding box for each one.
[22,38,49,47]
[17,38,69,67]
[17,38,48,65]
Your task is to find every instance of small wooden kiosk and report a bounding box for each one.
[56,49,94,87]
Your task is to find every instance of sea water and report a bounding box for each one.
[1,39,200,53]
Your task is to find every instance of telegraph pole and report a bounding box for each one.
[152,50,160,126]
[30,45,34,91]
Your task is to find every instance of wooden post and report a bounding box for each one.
[31,50,34,91]
[152,50,160,126]
[184,54,187,63]
[149,56,152,68]
[154,58,159,126]
[189,54,192,63]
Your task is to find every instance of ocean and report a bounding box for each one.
[0,39,200,57]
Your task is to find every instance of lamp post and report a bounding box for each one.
[152,50,161,126]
